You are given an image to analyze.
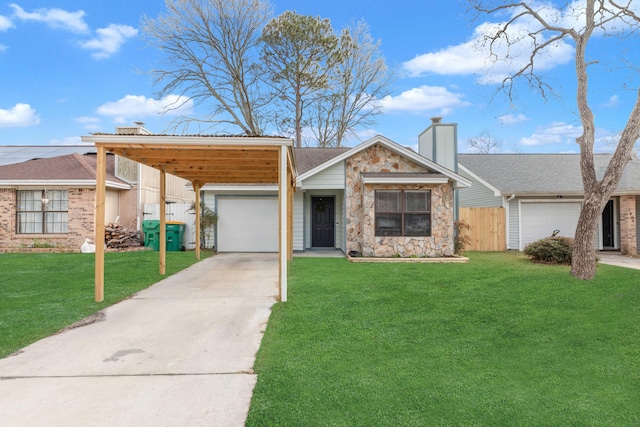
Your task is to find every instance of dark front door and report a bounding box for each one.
[311,196,335,248]
[602,199,615,248]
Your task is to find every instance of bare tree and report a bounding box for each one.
[470,0,640,279]
[260,11,343,147]
[310,21,394,147]
[467,129,502,153]
[142,0,272,135]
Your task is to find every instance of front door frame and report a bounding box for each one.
[311,196,335,248]
[601,198,617,249]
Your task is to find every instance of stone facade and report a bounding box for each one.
[620,195,637,255]
[345,144,455,257]
[0,187,96,251]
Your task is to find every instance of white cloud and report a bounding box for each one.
[601,95,619,108]
[76,116,100,123]
[380,85,469,114]
[0,15,13,31]
[0,103,40,127]
[80,24,138,59]
[0,44,7,52]
[403,20,574,83]
[499,113,529,125]
[76,116,101,131]
[594,132,622,153]
[96,95,194,122]
[519,122,582,146]
[10,4,89,34]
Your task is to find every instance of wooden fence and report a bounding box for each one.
[459,207,506,251]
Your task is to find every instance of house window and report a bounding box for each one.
[16,190,68,234]
[375,190,431,236]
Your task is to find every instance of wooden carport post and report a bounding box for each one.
[193,181,201,260]
[94,147,106,302]
[159,168,167,275]
[279,145,289,302]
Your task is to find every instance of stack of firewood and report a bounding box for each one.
[104,222,143,249]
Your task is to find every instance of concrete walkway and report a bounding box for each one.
[597,251,640,271]
[0,253,278,427]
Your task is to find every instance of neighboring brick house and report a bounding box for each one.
[0,125,197,252]
[0,153,130,251]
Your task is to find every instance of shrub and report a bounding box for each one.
[454,220,472,254]
[524,236,574,264]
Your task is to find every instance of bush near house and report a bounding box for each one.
[524,236,574,264]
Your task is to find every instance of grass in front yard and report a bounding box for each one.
[248,252,640,426]
[0,251,211,359]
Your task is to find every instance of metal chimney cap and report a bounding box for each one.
[430,116,443,124]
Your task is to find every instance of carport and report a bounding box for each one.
[81,134,296,303]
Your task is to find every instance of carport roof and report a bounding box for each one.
[81,133,296,185]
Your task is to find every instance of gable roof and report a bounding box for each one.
[458,153,640,196]
[296,135,471,188]
[0,153,130,189]
[0,145,97,166]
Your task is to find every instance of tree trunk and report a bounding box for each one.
[295,89,302,148]
[571,193,605,279]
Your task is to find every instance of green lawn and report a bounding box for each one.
[0,250,210,359]
[248,252,640,426]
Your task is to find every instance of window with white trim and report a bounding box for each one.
[375,190,431,236]
[16,190,68,234]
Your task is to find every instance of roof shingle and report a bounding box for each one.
[0,153,126,186]
[459,153,640,195]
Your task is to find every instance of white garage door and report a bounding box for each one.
[520,202,581,250]
[217,197,278,252]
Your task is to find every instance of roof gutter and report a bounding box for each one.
[0,180,131,190]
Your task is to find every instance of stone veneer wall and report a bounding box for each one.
[0,187,96,251]
[619,195,637,255]
[345,144,455,257]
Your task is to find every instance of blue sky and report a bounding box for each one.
[1,0,638,153]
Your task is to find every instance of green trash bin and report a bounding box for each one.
[166,221,186,251]
[142,220,161,251]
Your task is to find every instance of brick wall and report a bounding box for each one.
[620,195,637,255]
[0,187,96,252]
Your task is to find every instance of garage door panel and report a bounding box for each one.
[217,197,278,252]
[520,202,581,250]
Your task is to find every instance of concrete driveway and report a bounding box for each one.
[598,251,640,270]
[0,253,278,427]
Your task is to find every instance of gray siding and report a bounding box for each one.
[458,169,503,208]
[418,128,434,161]
[293,191,304,251]
[302,161,345,189]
